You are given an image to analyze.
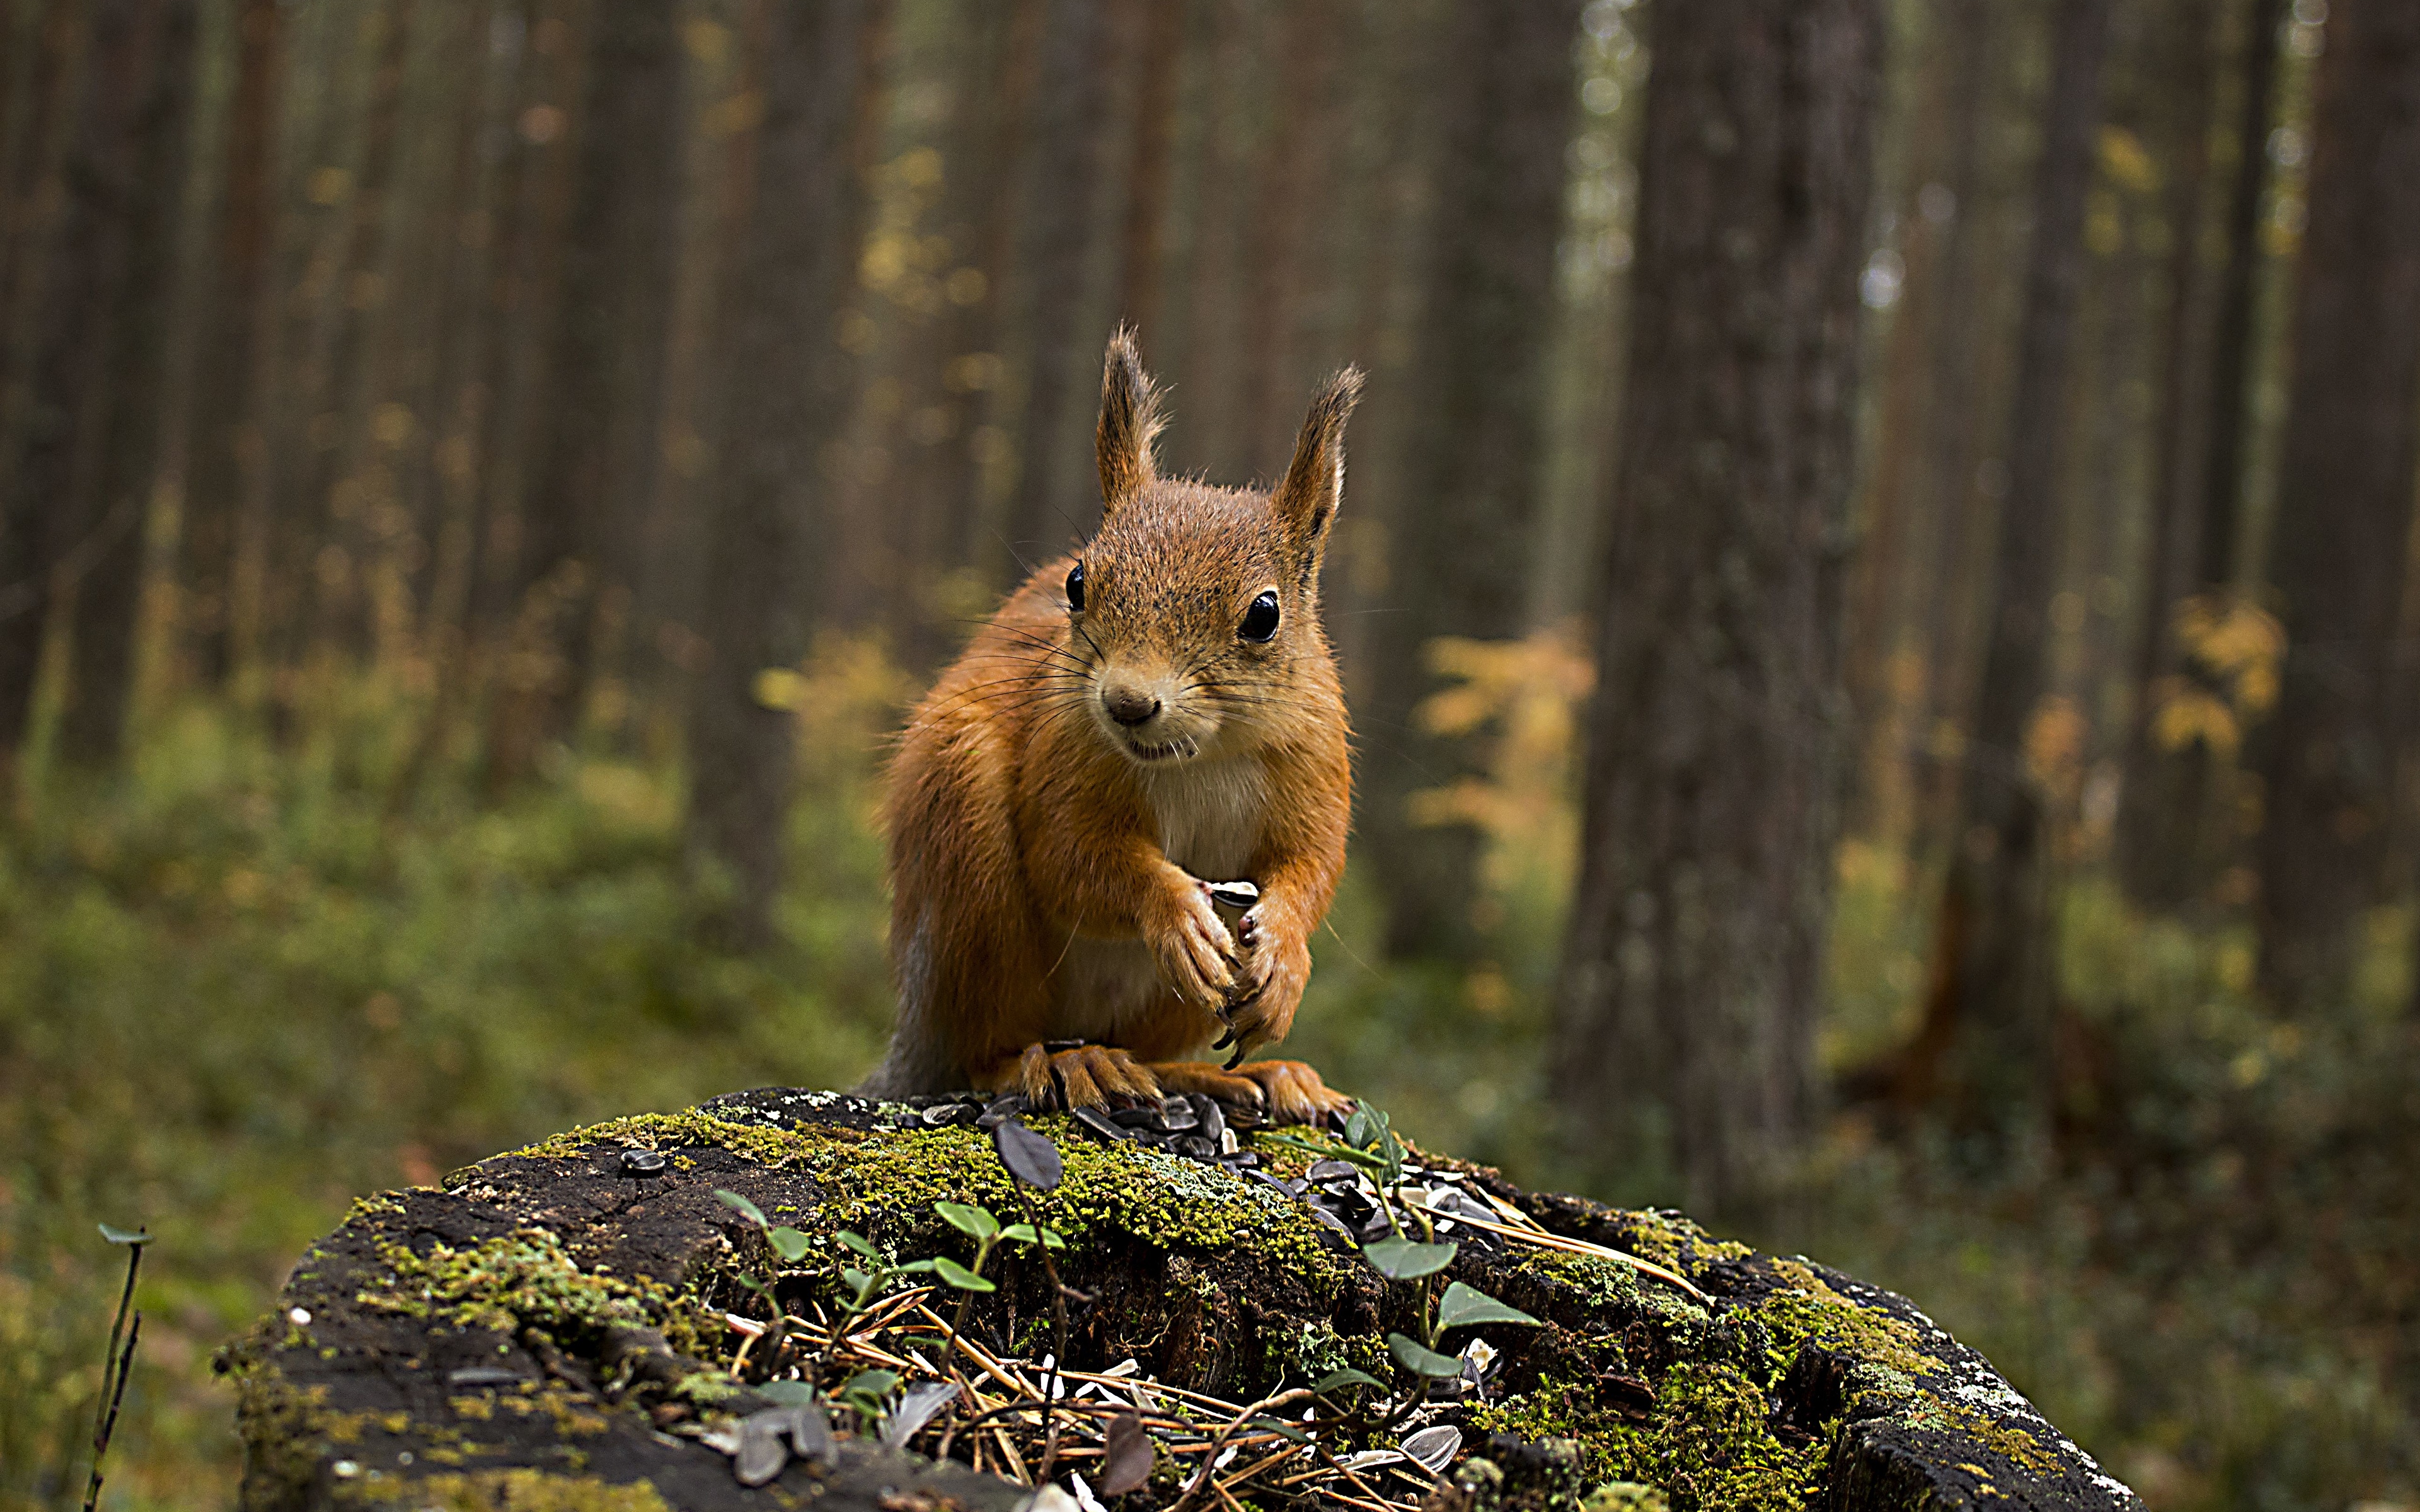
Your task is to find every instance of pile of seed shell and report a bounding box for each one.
[895,1092,1263,1166]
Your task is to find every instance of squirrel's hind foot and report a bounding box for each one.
[1014,1042,1163,1111]
[1151,1058,1351,1128]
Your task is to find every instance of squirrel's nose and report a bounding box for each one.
[1102,685,1161,726]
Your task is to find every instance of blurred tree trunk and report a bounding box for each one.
[2116,0,2285,908]
[1360,0,1579,963]
[2255,0,2420,1012]
[175,0,277,689]
[0,0,146,789]
[290,0,413,666]
[890,0,1018,667]
[1550,0,1880,1215]
[1112,0,1182,336]
[1925,0,2113,1153]
[925,0,1043,601]
[61,0,199,765]
[391,0,505,810]
[1169,0,1253,480]
[1907,0,2003,861]
[249,0,357,702]
[1843,0,1962,846]
[1002,0,1111,558]
[1236,0,1338,466]
[2,0,84,433]
[491,0,684,779]
[688,0,890,948]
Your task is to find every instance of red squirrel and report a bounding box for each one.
[860,331,1359,1125]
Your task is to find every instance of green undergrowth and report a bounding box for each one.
[6,660,2418,1510]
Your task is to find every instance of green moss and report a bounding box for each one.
[354,1229,710,1359]
[1738,1259,1930,1382]
[1518,1251,1642,1312]
[503,1109,832,1169]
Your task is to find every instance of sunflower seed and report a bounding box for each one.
[1402,1424,1462,1474]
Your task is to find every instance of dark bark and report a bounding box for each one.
[1,1,84,398]
[925,0,1044,599]
[1926,0,2114,1152]
[2197,0,2287,596]
[1550,0,1881,1214]
[0,0,146,783]
[62,0,199,765]
[492,0,684,773]
[292,0,416,658]
[176,0,277,688]
[2254,0,2420,1012]
[1235,0,1340,467]
[1906,0,2017,860]
[1112,0,1182,335]
[687,0,892,947]
[1001,0,1112,559]
[2111,0,2254,909]
[1359,0,1580,963]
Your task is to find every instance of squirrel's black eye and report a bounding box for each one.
[1066,561,1085,612]
[1238,590,1281,643]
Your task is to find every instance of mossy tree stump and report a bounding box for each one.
[221,1089,2141,1512]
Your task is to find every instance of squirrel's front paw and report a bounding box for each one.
[1221,908,1309,1055]
[1147,878,1238,1012]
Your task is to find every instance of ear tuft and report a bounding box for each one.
[1097,327,1165,515]
[1272,365,1364,572]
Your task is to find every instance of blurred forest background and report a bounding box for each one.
[1,0,2416,1506]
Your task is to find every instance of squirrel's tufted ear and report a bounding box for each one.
[1096,328,1164,516]
[1271,365,1364,578]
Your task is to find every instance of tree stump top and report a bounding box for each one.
[221,1088,2140,1512]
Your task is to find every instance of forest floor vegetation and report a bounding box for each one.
[0,651,2412,1511]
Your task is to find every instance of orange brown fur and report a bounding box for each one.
[860,331,1361,1125]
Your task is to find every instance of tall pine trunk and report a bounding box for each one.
[2254,0,2420,1012]
[1001,0,1111,558]
[492,0,684,777]
[62,0,199,765]
[1924,0,2114,1152]
[1550,0,1881,1215]
[687,0,890,947]
[176,0,277,689]
[2116,0,2285,908]
[0,0,146,789]
[1359,0,1580,963]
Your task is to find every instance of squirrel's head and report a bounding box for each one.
[1062,329,1361,767]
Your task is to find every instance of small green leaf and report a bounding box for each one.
[998,1223,1068,1249]
[713,1190,769,1227]
[1436,1281,1540,1332]
[938,1208,999,1244]
[896,1257,938,1273]
[933,1256,996,1292]
[843,1369,900,1400]
[1345,1108,1376,1148]
[1388,1332,1465,1379]
[1363,1236,1457,1280]
[843,1267,873,1297]
[933,1201,1000,1240]
[1253,1418,1310,1444]
[98,1223,151,1246]
[755,1380,818,1406]
[1312,1368,1386,1396]
[768,1227,812,1262]
[837,1231,881,1259]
